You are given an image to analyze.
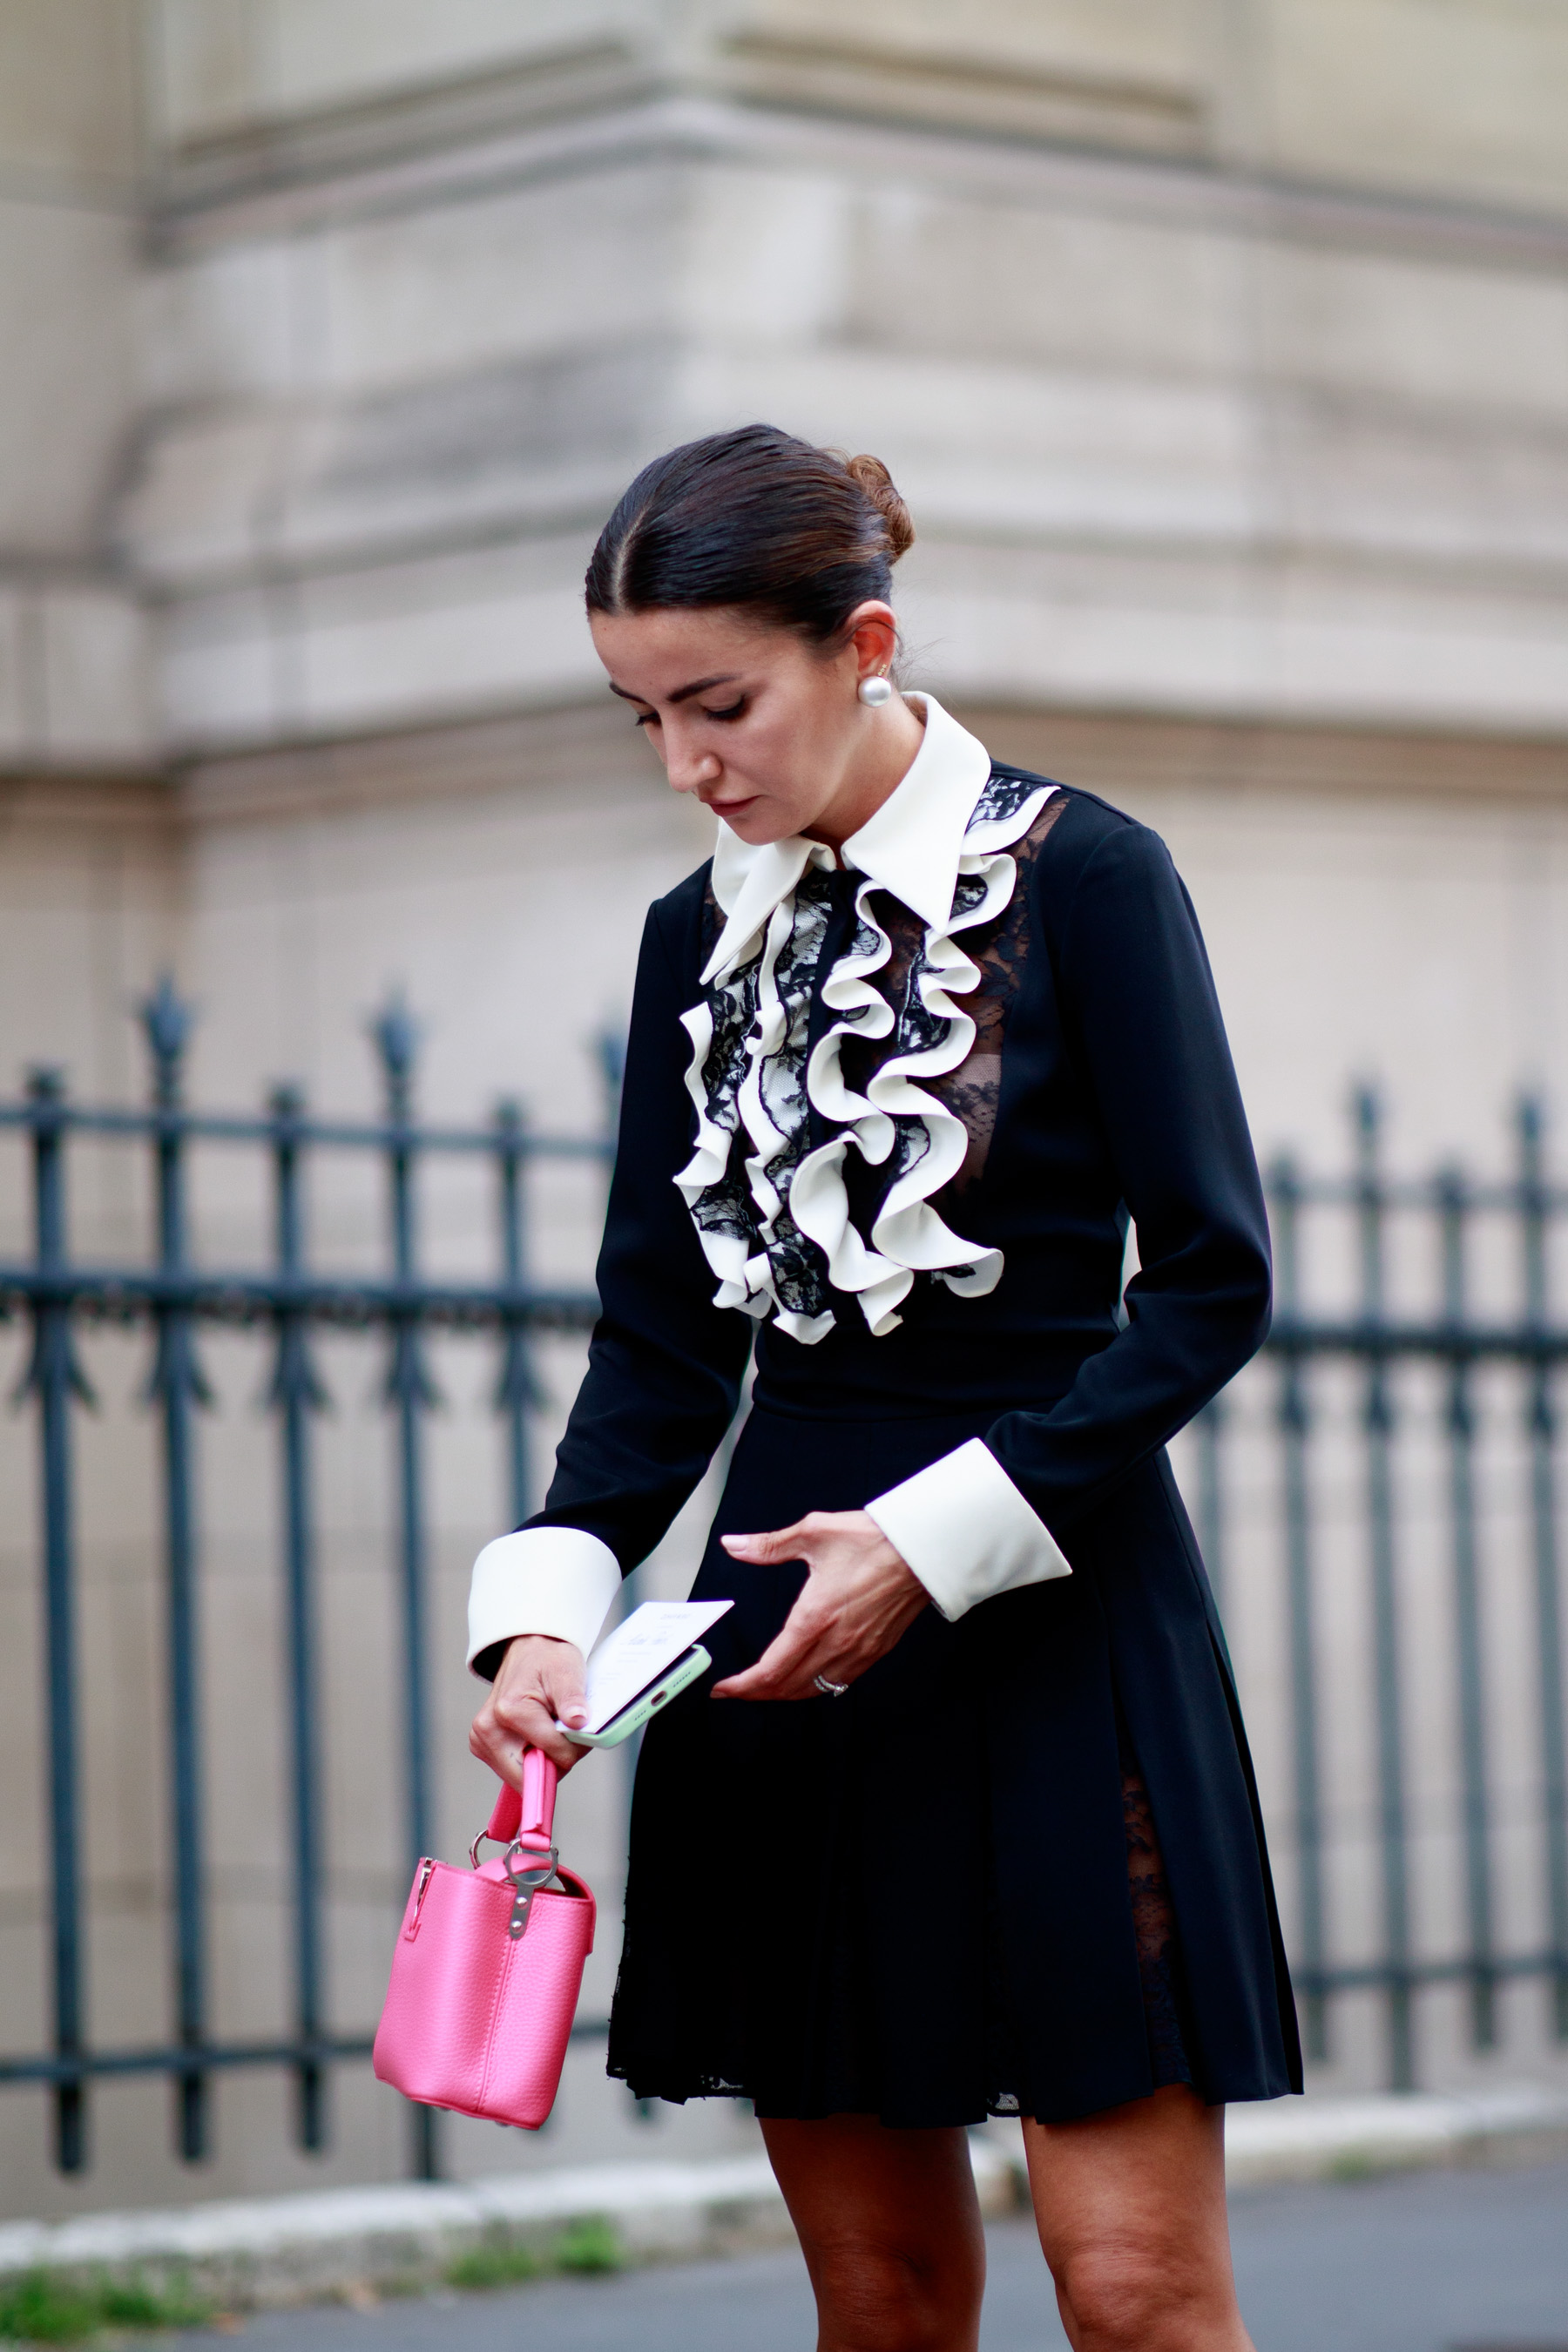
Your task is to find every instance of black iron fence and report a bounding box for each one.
[1188,1089,1568,2092]
[2,997,1565,2180]
[0,984,612,2179]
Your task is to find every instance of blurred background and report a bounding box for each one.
[2,0,1567,2230]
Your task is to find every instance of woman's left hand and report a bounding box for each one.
[710,1511,928,1701]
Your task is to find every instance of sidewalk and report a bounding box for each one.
[3,2086,1566,2314]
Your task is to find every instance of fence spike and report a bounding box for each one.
[10,1073,98,1416]
[370,994,420,1106]
[140,975,197,1101]
[263,1084,331,1419]
[383,1322,442,1412]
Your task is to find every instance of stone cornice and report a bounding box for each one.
[169,696,1568,832]
[958,702,1568,808]
[0,767,171,813]
[148,83,1568,279]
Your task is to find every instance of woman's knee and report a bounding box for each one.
[804,2233,983,2352]
[1054,2239,1240,2352]
[763,2115,983,2351]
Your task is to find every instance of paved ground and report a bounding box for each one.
[172,2159,1568,2350]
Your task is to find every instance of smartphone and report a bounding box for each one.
[561,1642,712,1748]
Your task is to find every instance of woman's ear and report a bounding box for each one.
[842,601,899,688]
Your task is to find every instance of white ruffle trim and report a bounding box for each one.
[674,778,1053,1342]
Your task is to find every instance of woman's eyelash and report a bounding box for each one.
[632,698,746,727]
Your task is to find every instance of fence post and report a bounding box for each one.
[372,1000,440,2181]
[593,1027,652,2099]
[143,977,212,2160]
[24,1067,90,2170]
[493,1098,533,1529]
[1438,1165,1495,2047]
[1355,1087,1414,2089]
[1520,1097,1568,2038]
[268,1082,329,2149]
[1271,1152,1328,2062]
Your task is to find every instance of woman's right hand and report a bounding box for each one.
[470,1634,591,1783]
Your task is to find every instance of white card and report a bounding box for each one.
[580,1599,734,1734]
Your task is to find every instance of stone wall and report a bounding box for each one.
[1,0,1565,2217]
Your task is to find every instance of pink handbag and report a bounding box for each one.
[373,1747,595,2129]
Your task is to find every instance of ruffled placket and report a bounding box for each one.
[674,700,1055,1343]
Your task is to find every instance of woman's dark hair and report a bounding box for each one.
[585,423,915,644]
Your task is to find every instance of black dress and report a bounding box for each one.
[515,767,1301,2127]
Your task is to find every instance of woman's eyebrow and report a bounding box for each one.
[607,673,740,706]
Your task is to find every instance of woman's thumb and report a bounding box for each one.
[551,1650,589,1728]
[721,1525,799,1562]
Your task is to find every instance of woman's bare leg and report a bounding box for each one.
[760,2115,986,2352]
[1024,2085,1254,2352]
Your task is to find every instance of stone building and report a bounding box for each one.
[2,0,1567,2217]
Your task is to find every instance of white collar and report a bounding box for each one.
[703,694,993,983]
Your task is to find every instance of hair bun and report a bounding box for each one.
[588,425,913,639]
[843,453,916,563]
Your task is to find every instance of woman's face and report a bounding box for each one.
[589,600,909,848]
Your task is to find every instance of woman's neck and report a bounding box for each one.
[804,695,928,855]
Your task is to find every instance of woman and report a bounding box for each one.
[469,425,1300,2352]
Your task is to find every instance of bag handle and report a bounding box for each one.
[478,1749,563,1936]
[483,1745,557,1850]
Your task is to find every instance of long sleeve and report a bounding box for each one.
[979,817,1271,1540]
[468,881,754,1678]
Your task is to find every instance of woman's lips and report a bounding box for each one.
[710,795,759,818]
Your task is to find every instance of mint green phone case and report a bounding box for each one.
[562,1642,712,1748]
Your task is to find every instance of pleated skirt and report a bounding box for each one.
[606,1402,1301,2126]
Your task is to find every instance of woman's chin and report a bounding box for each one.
[713,799,790,842]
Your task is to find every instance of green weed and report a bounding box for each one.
[443,2213,625,2295]
[0,2274,100,2346]
[0,2266,211,2344]
[98,2275,208,2329]
[443,2238,543,2291]
[555,2216,623,2275]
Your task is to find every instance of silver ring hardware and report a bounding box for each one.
[813,1673,850,1698]
[504,1838,560,1939]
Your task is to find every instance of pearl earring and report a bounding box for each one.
[858,673,894,707]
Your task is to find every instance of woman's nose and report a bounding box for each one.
[665,733,720,796]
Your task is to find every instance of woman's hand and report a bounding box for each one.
[470,1634,591,1781]
[711,1511,927,1701]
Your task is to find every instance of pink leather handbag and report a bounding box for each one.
[373,1747,595,2130]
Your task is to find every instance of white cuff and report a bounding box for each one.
[466,1528,623,1675]
[865,1437,1071,1622]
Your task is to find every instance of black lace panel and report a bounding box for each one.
[1119,1742,1197,2092]
[926,787,1069,1197]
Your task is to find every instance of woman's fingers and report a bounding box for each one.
[713,1509,928,1703]
[470,1634,590,1779]
[713,1622,828,1701]
[720,1519,814,1564]
[473,1694,575,1778]
[713,1587,844,1701]
[713,1521,830,1693]
[494,1633,587,1726]
[472,1691,576,1777]
[713,1660,836,1702]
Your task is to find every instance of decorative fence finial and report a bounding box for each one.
[370,996,419,1123]
[141,976,196,1109]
